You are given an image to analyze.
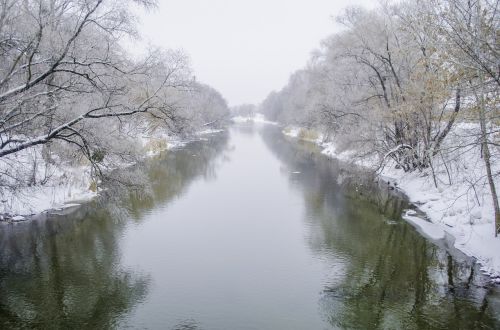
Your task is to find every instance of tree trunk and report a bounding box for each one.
[472,0,500,235]
[477,79,500,236]
[479,113,500,236]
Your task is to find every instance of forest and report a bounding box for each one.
[0,0,229,215]
[260,0,499,238]
[1,0,500,328]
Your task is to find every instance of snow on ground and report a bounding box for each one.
[403,210,446,241]
[283,124,500,281]
[0,129,222,220]
[282,126,302,139]
[321,142,380,168]
[196,128,225,135]
[138,132,187,157]
[232,113,278,125]
[0,150,97,218]
[282,125,323,143]
[1,173,97,217]
[283,126,378,167]
[381,153,500,281]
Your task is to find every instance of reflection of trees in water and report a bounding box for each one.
[316,203,498,329]
[171,319,200,330]
[0,207,149,329]
[261,126,499,329]
[103,131,230,221]
[232,122,259,136]
[0,132,229,328]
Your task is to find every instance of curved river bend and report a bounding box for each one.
[1,124,499,329]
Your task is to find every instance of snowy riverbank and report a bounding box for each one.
[283,125,500,282]
[0,129,224,222]
[232,113,278,125]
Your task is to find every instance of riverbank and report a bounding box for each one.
[232,113,279,125]
[282,124,500,282]
[0,129,224,222]
[3,123,497,329]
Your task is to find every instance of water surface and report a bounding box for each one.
[1,124,499,329]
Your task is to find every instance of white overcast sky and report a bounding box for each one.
[133,0,375,106]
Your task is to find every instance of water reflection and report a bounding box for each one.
[261,126,500,329]
[1,125,498,329]
[0,206,150,329]
[0,132,229,329]
[103,131,230,221]
[171,319,201,330]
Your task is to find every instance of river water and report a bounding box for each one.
[1,123,499,329]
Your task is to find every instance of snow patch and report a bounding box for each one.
[282,123,500,280]
[196,128,225,135]
[403,212,446,241]
[283,126,379,169]
[0,127,215,219]
[232,113,278,125]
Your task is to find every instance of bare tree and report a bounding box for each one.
[433,0,499,235]
[0,0,229,208]
[259,0,499,235]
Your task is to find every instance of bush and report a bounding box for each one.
[298,128,319,141]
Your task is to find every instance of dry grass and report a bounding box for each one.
[144,138,168,153]
[298,128,319,141]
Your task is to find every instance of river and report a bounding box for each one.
[1,123,499,329]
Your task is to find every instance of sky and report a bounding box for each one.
[134,0,375,107]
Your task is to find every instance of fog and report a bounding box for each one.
[133,0,375,106]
